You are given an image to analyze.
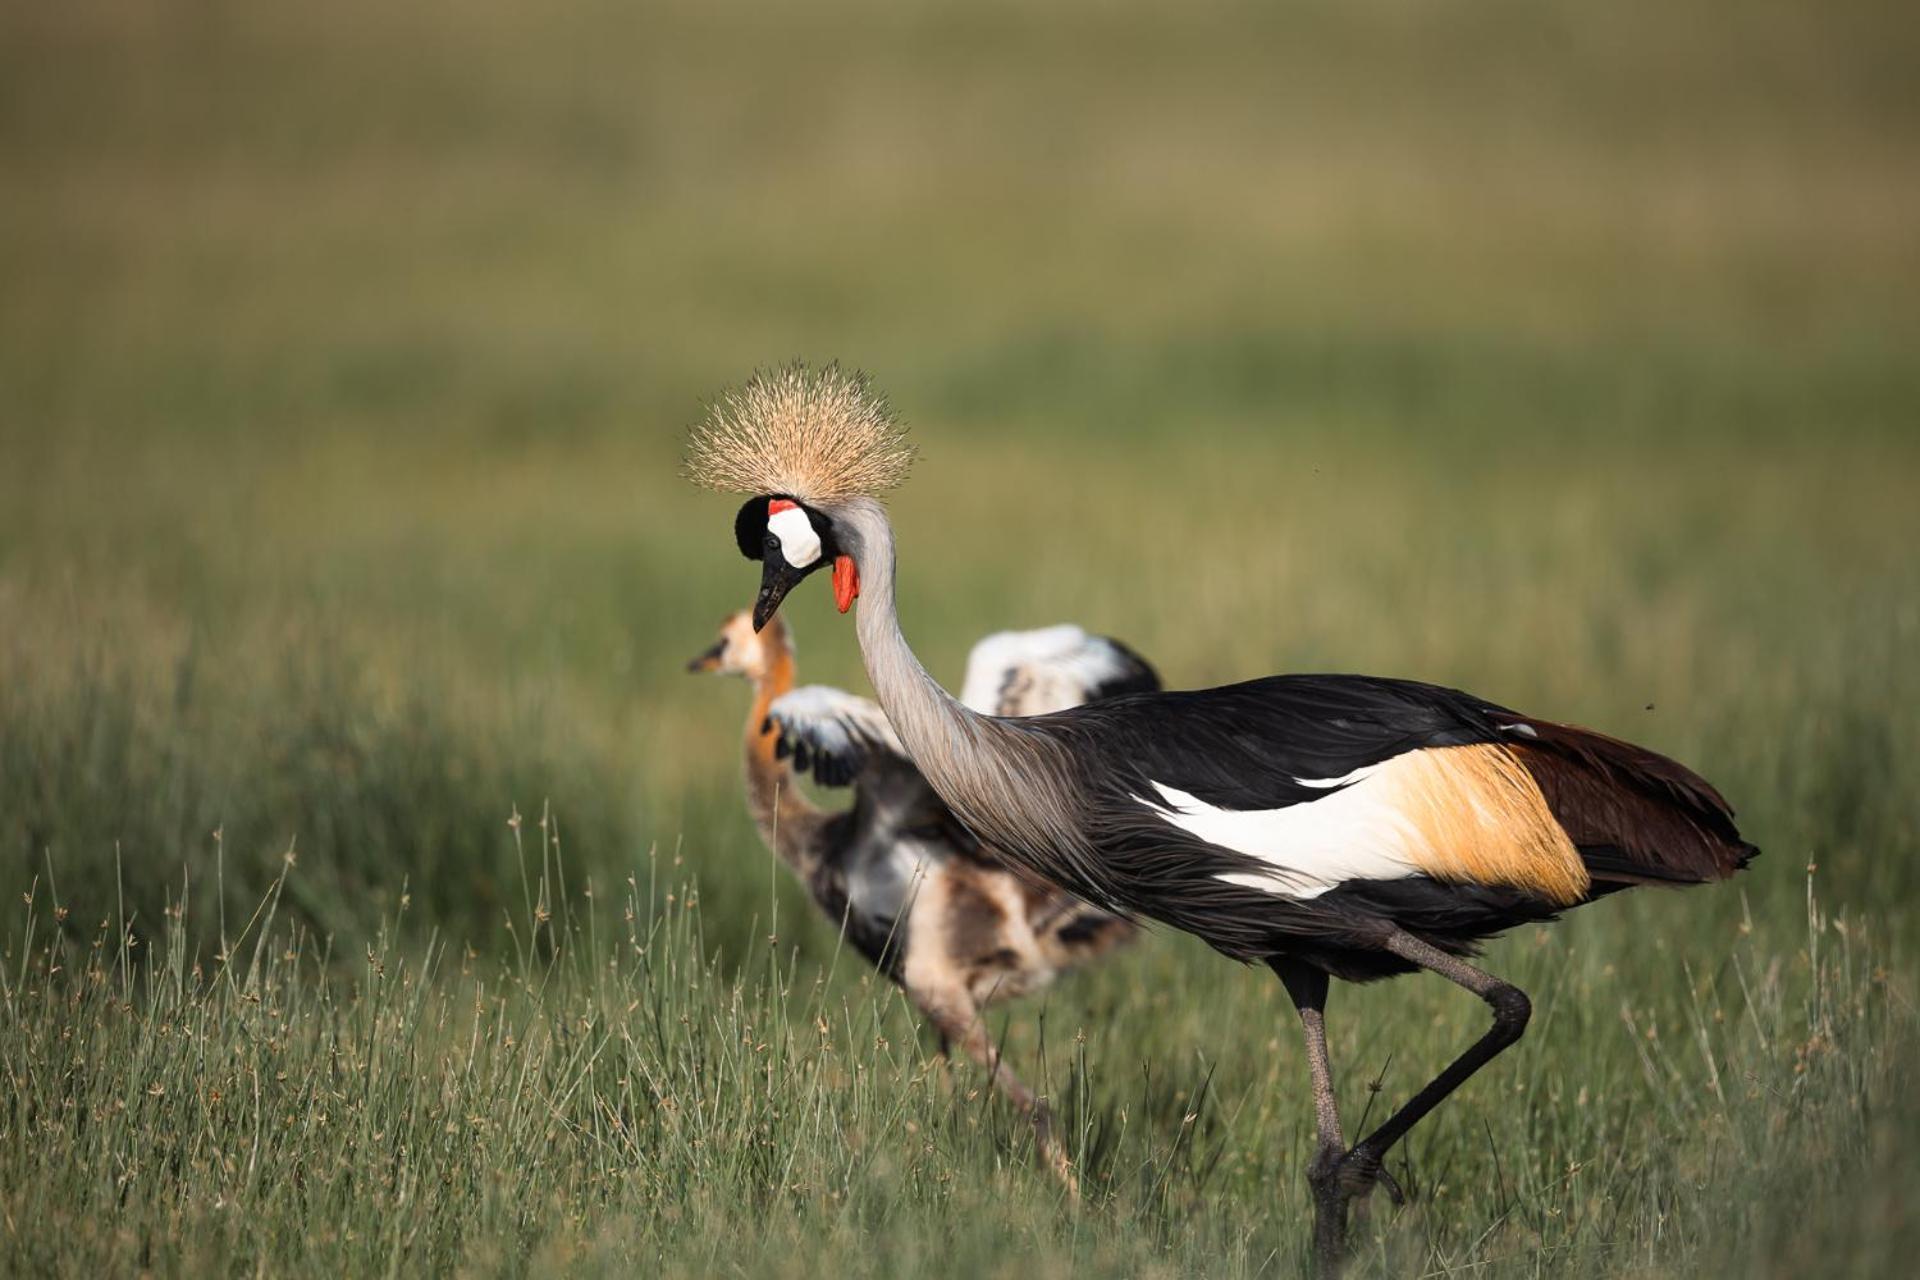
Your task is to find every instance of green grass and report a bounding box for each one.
[3,845,1914,1277]
[3,0,1918,1274]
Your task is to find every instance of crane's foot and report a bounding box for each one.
[1305,1144,1409,1278]
[1030,1102,1082,1202]
[1306,1148,1353,1280]
[1335,1142,1406,1208]
[1313,1144,1406,1205]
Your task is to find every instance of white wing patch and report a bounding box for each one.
[1137,777,1424,899]
[767,505,822,568]
[1291,764,1385,790]
[961,625,1139,716]
[769,685,905,761]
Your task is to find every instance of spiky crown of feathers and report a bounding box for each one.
[683,363,915,505]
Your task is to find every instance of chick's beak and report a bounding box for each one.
[686,640,726,673]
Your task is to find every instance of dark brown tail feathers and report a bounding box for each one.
[1512,719,1758,889]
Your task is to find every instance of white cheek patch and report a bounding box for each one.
[767,506,823,568]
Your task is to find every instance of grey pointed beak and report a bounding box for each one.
[752,556,808,632]
[686,640,726,673]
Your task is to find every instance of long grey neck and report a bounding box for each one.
[831,498,1092,884]
[835,498,995,774]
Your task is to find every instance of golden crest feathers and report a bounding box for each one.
[683,363,915,504]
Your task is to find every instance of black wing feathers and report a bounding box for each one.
[1014,673,1754,973]
[1036,673,1754,889]
[1048,674,1512,810]
[1084,637,1163,702]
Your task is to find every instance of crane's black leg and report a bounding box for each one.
[1328,929,1532,1217]
[1271,958,1351,1278]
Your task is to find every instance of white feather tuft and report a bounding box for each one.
[768,685,907,767]
[960,625,1142,717]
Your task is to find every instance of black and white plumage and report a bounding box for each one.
[689,611,1157,1191]
[1043,674,1753,978]
[764,683,903,788]
[685,365,1758,1271]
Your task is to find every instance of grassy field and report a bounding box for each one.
[3,0,1918,1274]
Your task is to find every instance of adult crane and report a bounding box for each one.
[685,364,1756,1274]
[688,607,1157,1188]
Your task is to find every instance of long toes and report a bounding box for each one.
[1332,1148,1392,1202]
[1376,1165,1407,1207]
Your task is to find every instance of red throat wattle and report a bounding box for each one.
[833,555,859,612]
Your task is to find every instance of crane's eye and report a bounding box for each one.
[762,503,823,568]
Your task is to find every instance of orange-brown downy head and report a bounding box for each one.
[686,609,788,680]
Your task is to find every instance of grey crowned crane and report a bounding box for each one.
[685,365,1759,1273]
[687,607,1158,1188]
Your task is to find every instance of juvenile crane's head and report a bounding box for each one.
[685,609,785,680]
[683,363,913,632]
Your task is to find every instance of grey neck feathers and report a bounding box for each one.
[832,499,1091,882]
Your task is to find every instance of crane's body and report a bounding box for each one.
[820,498,1751,972]
[685,364,1757,1274]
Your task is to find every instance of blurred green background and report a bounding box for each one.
[4,0,1914,948]
[1,2,1918,1271]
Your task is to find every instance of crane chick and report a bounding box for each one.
[688,609,1159,1190]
